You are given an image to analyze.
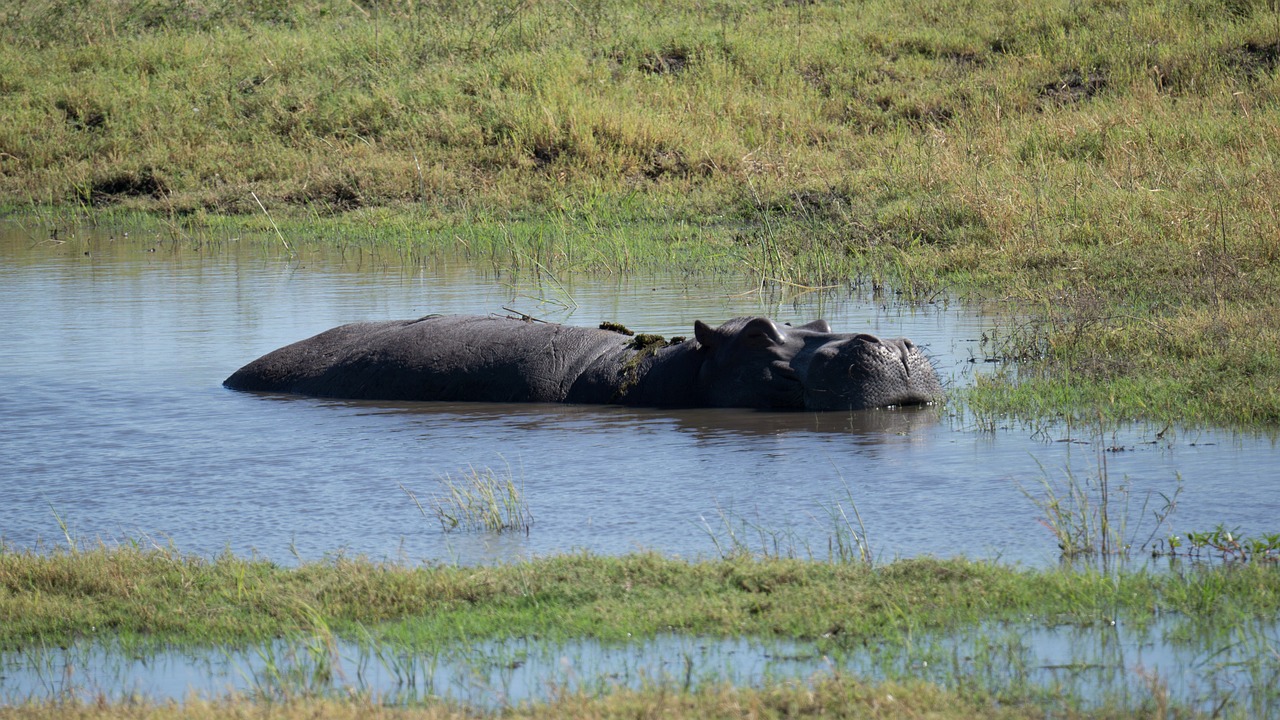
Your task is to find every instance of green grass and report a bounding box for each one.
[2,545,1278,715]
[2,0,1280,425]
[3,544,1278,653]
[401,463,533,534]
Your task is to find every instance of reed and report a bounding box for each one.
[1019,430,1182,560]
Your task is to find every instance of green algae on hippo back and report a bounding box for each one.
[224,314,943,411]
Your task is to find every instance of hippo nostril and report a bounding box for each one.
[853,333,880,344]
[895,341,912,377]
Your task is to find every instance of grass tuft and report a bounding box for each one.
[403,463,532,535]
[1018,425,1182,560]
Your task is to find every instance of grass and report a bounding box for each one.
[1,544,1278,715]
[1018,433,1183,559]
[700,478,873,565]
[3,544,1278,654]
[1,0,1279,425]
[1157,525,1280,563]
[401,463,532,534]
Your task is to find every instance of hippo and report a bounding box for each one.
[223,314,943,411]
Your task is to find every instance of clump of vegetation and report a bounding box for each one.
[1157,526,1280,563]
[401,464,532,534]
[1019,448,1181,560]
[599,321,634,336]
[628,333,667,351]
[1017,421,1279,566]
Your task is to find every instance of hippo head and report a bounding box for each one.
[790,331,943,411]
[692,317,942,411]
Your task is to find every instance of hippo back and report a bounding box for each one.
[224,315,633,402]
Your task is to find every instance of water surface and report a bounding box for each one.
[1,220,1276,569]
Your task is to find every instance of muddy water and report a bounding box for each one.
[0,221,1277,568]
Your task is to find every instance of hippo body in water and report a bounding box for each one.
[224,314,943,411]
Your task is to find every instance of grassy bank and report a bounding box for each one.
[3,545,1278,652]
[2,0,1279,424]
[0,678,1200,720]
[2,545,1278,716]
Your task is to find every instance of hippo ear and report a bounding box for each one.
[738,317,786,347]
[796,320,832,333]
[693,320,718,349]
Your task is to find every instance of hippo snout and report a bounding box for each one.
[793,332,943,411]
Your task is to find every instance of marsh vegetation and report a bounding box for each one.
[401,462,533,535]
[2,541,1278,716]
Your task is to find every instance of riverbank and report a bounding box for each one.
[13,545,1277,651]
[0,678,1189,720]
[2,0,1278,426]
[2,545,1278,717]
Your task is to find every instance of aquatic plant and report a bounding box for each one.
[402,462,532,535]
[1156,526,1280,564]
[1019,429,1181,560]
[699,478,872,565]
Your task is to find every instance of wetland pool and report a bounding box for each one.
[2,219,1278,711]
[1,220,1276,566]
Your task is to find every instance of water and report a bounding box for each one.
[1,220,1276,566]
[5,618,1275,714]
[2,219,1278,710]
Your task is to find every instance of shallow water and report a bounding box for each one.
[4,616,1275,714]
[1,220,1276,567]
[3,218,1279,712]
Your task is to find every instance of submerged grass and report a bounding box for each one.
[0,675,1173,720]
[2,0,1279,425]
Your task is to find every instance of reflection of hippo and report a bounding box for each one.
[224,315,943,411]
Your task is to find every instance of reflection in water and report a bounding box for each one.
[308,397,943,441]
